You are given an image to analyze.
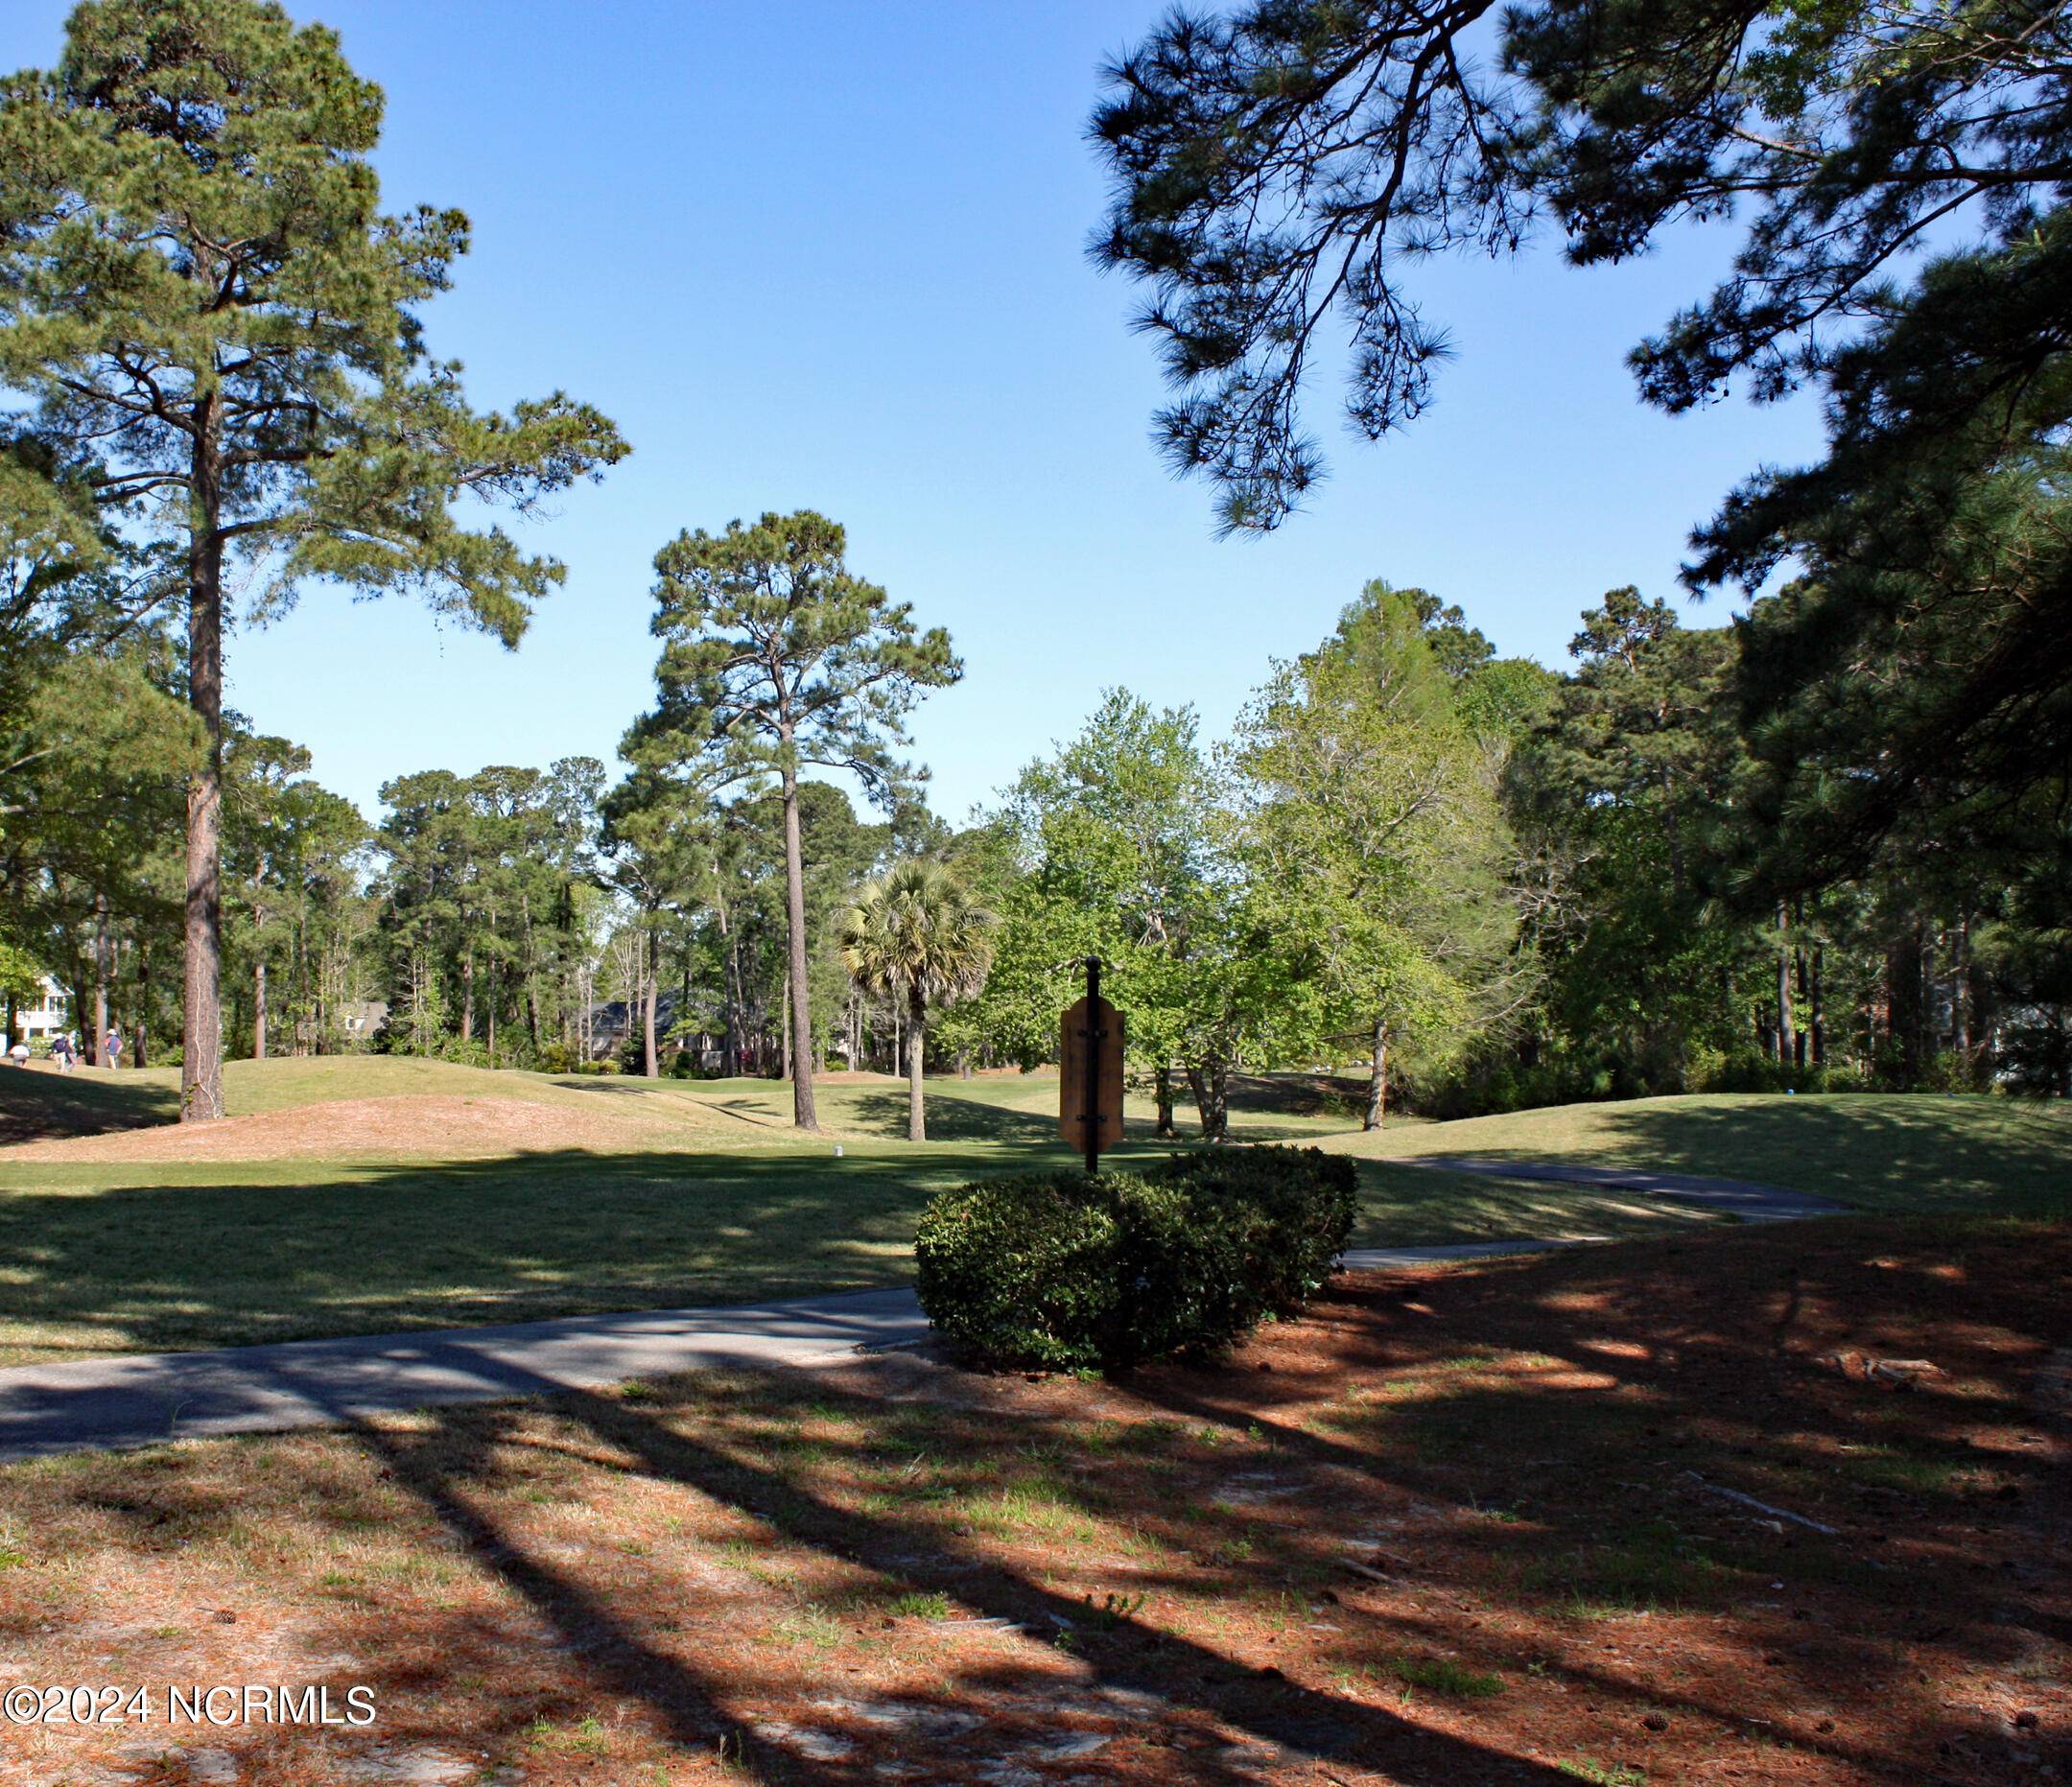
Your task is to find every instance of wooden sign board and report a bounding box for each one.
[1058,994,1125,1156]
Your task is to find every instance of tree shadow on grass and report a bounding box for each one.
[324,1369,1599,1782]
[0,1066,178,1143]
[844,1088,1063,1144]
[1441,1094,2072,1217]
[1106,1221,2072,1776]
[0,1147,975,1361]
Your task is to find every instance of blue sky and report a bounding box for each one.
[2,0,1828,825]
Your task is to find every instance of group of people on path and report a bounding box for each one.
[5,1026,120,1070]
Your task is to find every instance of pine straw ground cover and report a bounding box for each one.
[0,1219,2066,1787]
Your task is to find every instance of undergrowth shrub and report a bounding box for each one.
[914,1146,1356,1372]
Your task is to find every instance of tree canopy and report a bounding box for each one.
[0,0,627,1117]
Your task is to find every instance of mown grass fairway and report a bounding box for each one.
[0,1060,2063,1364]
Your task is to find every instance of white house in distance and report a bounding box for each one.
[13,975,71,1042]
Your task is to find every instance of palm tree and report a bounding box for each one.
[837,859,996,1141]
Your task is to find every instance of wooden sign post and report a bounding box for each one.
[1059,956,1124,1173]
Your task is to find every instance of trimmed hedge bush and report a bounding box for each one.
[913,1146,1357,1371]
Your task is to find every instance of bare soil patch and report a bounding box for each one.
[0,1094,674,1163]
[1,1219,2064,1785]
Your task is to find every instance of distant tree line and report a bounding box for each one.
[1,0,2064,1118]
[6,493,2067,1118]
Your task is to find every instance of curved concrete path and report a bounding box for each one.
[0,1162,1843,1461]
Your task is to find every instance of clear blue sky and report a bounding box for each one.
[2,0,1827,826]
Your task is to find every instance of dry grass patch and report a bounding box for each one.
[0,1093,698,1163]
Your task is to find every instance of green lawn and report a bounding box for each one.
[1327,1091,2072,1215]
[0,1061,2060,1365]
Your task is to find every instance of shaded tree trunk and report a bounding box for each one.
[1154,1065,1176,1139]
[93,893,110,1069]
[1888,925,1927,1086]
[253,956,267,1061]
[778,761,818,1129]
[1775,905,1796,1070]
[641,923,658,1079]
[182,418,226,1120]
[906,987,927,1142]
[1793,948,1808,1070]
[1185,1059,1229,1141]
[1365,1016,1389,1130]
[1809,947,1825,1068]
[521,890,542,1052]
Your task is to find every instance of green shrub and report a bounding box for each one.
[914,1146,1356,1372]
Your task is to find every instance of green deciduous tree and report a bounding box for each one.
[1237,583,1519,1125]
[836,858,996,1140]
[0,0,626,1119]
[972,692,1222,1136]
[626,510,960,1130]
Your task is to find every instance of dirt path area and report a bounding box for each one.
[0,1093,675,1162]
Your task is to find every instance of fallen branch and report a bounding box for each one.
[1682,1470,1840,1536]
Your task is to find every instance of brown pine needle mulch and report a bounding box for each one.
[1,1217,2065,1785]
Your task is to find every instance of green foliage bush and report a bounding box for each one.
[914,1146,1356,1371]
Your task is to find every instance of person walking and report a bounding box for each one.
[104,1025,123,1070]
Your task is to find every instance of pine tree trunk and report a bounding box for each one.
[520,890,542,1052]
[133,941,149,1069]
[906,987,927,1142]
[1365,1016,1389,1129]
[460,947,474,1043]
[1809,947,1825,1068]
[1888,926,1927,1086]
[1185,1060,1229,1141]
[181,414,226,1121]
[1775,905,1796,1070]
[641,923,658,1079]
[778,760,818,1126]
[93,892,110,1068]
[253,956,267,1061]
[1952,914,1972,1062]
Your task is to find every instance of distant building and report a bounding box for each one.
[334,999,388,1043]
[584,989,729,1067]
[12,976,70,1041]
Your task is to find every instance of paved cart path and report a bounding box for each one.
[0,1161,1841,1460]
